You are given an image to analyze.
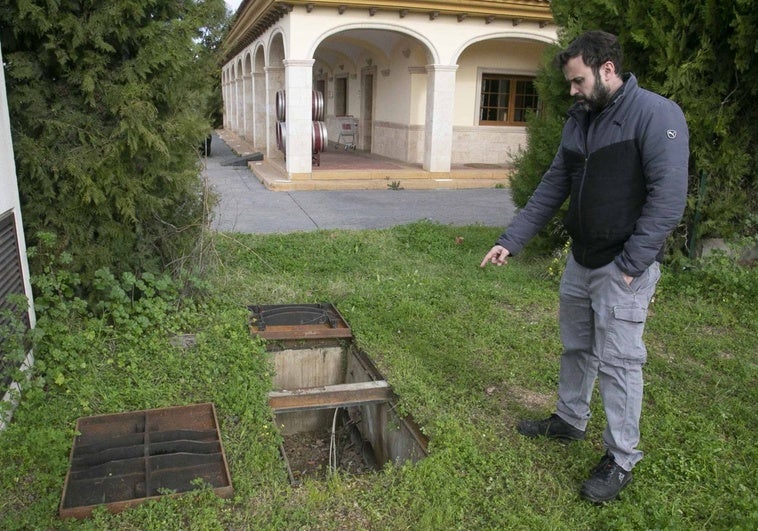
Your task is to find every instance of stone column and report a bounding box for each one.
[423,64,458,172]
[253,72,266,149]
[235,73,244,135]
[284,59,315,175]
[229,75,236,132]
[222,77,229,129]
[243,72,254,141]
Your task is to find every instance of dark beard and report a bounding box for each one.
[576,76,612,112]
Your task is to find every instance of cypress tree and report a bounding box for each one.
[1,0,228,287]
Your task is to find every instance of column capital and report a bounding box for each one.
[425,64,459,74]
[283,59,316,68]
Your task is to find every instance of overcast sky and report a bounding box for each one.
[225,0,242,13]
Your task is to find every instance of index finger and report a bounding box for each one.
[480,249,497,268]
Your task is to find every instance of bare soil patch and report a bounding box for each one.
[282,421,378,482]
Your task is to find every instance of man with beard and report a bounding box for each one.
[480,31,689,503]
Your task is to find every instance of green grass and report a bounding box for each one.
[1,222,756,529]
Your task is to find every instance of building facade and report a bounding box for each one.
[221,0,557,185]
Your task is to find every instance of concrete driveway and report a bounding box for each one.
[205,133,517,234]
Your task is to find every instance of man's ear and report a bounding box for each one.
[602,61,616,80]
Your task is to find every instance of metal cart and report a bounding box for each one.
[336,116,358,150]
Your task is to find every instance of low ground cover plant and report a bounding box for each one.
[1,222,755,529]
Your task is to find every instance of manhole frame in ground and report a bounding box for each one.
[248,302,352,341]
[59,402,233,520]
[250,303,428,485]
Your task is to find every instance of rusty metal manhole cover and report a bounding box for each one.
[59,403,233,519]
[248,303,352,341]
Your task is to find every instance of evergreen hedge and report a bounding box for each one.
[1,0,228,289]
[510,0,757,257]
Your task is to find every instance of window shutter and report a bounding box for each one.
[0,210,29,387]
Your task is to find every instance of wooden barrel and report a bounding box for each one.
[311,90,324,122]
[312,121,327,153]
[275,90,286,122]
[276,121,286,152]
[276,121,327,154]
[276,90,324,122]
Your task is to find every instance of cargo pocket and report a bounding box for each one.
[606,305,648,362]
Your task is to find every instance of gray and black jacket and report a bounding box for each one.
[496,73,689,277]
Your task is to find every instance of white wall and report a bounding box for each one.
[0,42,37,431]
[0,44,34,326]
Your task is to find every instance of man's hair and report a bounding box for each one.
[556,30,623,75]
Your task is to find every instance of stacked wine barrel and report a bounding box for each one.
[275,89,327,165]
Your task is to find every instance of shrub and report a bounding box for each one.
[1,0,228,291]
[509,1,757,257]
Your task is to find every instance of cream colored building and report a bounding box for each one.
[221,0,556,189]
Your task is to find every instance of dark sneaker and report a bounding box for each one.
[580,453,633,503]
[588,451,614,474]
[516,414,586,441]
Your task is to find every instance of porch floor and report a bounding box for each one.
[216,129,513,191]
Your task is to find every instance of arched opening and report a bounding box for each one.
[253,45,266,150]
[267,33,286,160]
[313,28,431,162]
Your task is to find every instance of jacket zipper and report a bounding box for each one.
[570,83,627,266]
[577,117,591,264]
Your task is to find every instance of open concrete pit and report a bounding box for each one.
[250,303,428,484]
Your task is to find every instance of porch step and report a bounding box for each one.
[248,159,510,191]
[258,176,509,191]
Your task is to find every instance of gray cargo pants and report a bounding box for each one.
[556,253,661,472]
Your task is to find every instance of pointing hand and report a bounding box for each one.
[480,245,510,268]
